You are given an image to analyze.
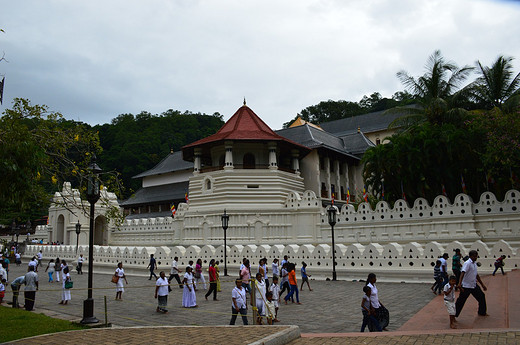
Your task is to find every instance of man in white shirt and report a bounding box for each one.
[77,254,84,274]
[230,279,248,325]
[455,250,487,317]
[154,271,169,313]
[24,266,39,311]
[36,251,43,272]
[439,253,449,287]
[168,257,183,289]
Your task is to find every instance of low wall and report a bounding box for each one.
[24,239,519,283]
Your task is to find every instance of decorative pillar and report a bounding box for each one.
[224,141,234,170]
[194,148,202,174]
[268,142,278,170]
[335,160,341,199]
[291,150,300,175]
[344,162,349,199]
[325,157,331,198]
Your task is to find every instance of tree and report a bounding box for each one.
[471,55,520,110]
[391,50,473,128]
[0,98,110,224]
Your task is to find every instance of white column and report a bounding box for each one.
[335,160,340,199]
[194,148,202,174]
[291,150,300,175]
[268,142,278,170]
[325,157,331,198]
[224,141,234,170]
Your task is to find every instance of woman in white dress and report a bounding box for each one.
[115,262,128,300]
[59,266,71,305]
[182,266,197,308]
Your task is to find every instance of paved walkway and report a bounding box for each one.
[3,263,519,344]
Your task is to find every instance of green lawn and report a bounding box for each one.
[0,305,87,342]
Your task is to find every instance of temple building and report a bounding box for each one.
[121,102,400,219]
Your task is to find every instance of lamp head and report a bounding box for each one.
[221,209,229,231]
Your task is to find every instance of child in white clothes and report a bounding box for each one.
[265,291,275,325]
[269,276,281,322]
[443,275,457,329]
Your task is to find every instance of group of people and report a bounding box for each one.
[143,254,312,324]
[430,249,492,328]
[143,256,223,313]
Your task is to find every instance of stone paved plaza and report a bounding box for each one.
[5,262,434,332]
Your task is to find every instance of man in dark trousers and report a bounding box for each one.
[455,250,487,317]
[24,266,39,311]
[147,254,158,280]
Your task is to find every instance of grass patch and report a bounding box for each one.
[0,305,88,342]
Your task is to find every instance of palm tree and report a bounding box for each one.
[471,55,520,110]
[389,50,473,128]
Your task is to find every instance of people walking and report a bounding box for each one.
[59,266,71,305]
[182,266,197,308]
[360,285,382,332]
[366,273,388,331]
[155,271,169,313]
[45,259,55,283]
[55,258,61,282]
[300,261,312,291]
[24,265,39,311]
[240,259,251,294]
[77,254,84,274]
[215,260,221,292]
[455,250,487,317]
[230,279,248,325]
[254,272,267,324]
[194,258,206,290]
[439,253,449,287]
[493,255,506,276]
[168,256,183,289]
[147,254,158,280]
[284,263,300,305]
[452,249,462,284]
[280,262,290,299]
[205,259,218,301]
[115,262,128,300]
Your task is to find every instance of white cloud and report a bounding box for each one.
[1,0,519,129]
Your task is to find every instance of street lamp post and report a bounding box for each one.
[81,154,102,324]
[75,220,81,254]
[327,205,338,281]
[221,209,229,276]
[11,220,17,247]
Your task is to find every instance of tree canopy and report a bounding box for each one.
[362,52,520,206]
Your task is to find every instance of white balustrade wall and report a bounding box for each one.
[25,190,520,282]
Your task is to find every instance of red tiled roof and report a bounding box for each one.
[184,105,293,148]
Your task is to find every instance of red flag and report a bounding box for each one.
[442,184,448,197]
[346,187,350,205]
[185,191,189,203]
[363,185,368,202]
[171,204,176,217]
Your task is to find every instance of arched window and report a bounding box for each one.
[243,153,255,169]
[206,179,212,190]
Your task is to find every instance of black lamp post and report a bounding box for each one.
[81,154,102,324]
[327,205,338,281]
[221,209,229,276]
[75,220,81,254]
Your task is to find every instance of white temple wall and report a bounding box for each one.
[28,189,520,282]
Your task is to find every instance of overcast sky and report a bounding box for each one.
[1,0,519,130]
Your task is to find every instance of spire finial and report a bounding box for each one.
[243,97,246,106]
